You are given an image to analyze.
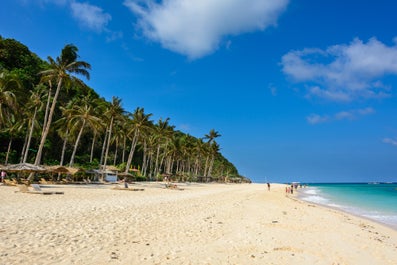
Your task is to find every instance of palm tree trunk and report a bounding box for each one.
[113,142,118,165]
[20,128,29,163]
[103,117,113,170]
[141,140,148,176]
[5,138,12,165]
[23,108,37,163]
[154,144,161,177]
[90,132,97,163]
[99,128,108,168]
[69,120,86,167]
[204,155,209,177]
[41,82,52,138]
[60,129,69,166]
[121,137,126,164]
[125,130,139,173]
[34,78,63,167]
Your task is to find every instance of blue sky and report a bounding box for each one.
[2,0,397,183]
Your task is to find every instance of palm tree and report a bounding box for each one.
[203,129,221,177]
[102,96,125,171]
[124,107,152,174]
[56,99,77,166]
[0,71,19,129]
[66,100,102,167]
[21,86,46,163]
[207,141,220,178]
[152,118,174,178]
[34,44,91,166]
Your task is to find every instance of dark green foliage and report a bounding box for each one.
[0,36,247,182]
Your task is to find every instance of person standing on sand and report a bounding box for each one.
[267,182,270,191]
[1,171,6,183]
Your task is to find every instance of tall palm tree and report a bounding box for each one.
[66,101,102,167]
[34,44,91,166]
[152,118,174,178]
[207,141,220,178]
[56,99,77,166]
[203,129,221,177]
[21,86,46,163]
[102,96,125,171]
[124,107,152,174]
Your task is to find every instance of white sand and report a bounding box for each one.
[1,183,396,264]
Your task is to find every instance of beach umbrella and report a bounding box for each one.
[4,163,46,173]
[45,165,70,174]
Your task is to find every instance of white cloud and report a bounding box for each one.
[282,37,397,101]
[268,83,277,96]
[124,0,289,59]
[70,2,111,32]
[383,138,397,147]
[307,107,375,124]
[306,114,329,125]
[20,0,68,7]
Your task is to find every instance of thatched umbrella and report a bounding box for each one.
[45,165,70,174]
[5,163,46,173]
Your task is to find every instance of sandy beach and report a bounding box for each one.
[1,182,396,265]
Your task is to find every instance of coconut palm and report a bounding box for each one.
[124,107,152,174]
[34,44,91,166]
[102,96,125,170]
[0,71,19,129]
[21,85,46,163]
[152,118,175,178]
[203,129,221,177]
[66,100,102,167]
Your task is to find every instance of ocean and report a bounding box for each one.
[297,183,397,230]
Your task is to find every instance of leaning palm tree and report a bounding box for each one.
[66,102,102,167]
[34,44,91,166]
[21,86,46,163]
[124,107,153,174]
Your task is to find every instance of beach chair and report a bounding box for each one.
[16,184,55,195]
[31,184,64,194]
[165,183,184,190]
[4,179,17,186]
[112,182,144,191]
[39,178,49,184]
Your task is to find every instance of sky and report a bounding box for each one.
[2,0,397,183]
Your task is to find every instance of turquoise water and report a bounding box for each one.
[297,183,397,229]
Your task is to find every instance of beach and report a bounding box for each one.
[1,183,396,265]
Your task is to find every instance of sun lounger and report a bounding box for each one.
[31,184,64,194]
[165,183,184,190]
[16,184,55,195]
[16,184,64,195]
[4,179,17,186]
[112,183,144,191]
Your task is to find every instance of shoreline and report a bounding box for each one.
[294,184,397,231]
[1,182,397,264]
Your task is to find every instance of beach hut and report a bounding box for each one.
[103,166,119,182]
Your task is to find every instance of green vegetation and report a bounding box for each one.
[0,36,250,183]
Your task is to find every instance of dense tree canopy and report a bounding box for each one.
[0,36,249,183]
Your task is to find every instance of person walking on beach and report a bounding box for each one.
[1,171,6,183]
[267,182,270,191]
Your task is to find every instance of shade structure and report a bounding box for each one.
[103,165,119,172]
[117,172,134,177]
[45,165,83,175]
[4,163,46,173]
[45,165,70,174]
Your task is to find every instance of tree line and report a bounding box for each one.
[0,36,249,182]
